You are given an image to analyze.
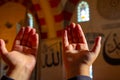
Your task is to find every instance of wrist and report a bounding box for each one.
[65,64,90,79]
[7,65,32,80]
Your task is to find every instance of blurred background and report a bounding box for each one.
[0,0,120,80]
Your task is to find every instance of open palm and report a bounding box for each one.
[0,27,39,76]
[62,23,101,78]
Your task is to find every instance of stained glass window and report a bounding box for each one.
[77,1,90,22]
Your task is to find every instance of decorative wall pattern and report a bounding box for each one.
[97,0,120,20]
[0,0,81,39]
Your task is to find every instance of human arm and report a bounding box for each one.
[62,23,101,79]
[0,27,39,80]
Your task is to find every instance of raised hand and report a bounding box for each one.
[62,23,101,79]
[0,27,39,80]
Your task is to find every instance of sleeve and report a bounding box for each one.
[1,76,14,80]
[68,75,92,80]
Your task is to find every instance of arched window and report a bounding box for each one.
[27,13,34,28]
[16,10,34,33]
[77,1,90,22]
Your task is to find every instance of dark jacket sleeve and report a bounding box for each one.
[68,75,92,80]
[1,76,14,80]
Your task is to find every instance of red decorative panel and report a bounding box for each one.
[49,0,61,8]
[54,12,63,22]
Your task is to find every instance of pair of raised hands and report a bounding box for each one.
[0,23,101,80]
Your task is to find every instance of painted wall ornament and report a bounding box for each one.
[97,0,120,20]
[103,32,120,65]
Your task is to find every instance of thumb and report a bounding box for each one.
[91,36,102,55]
[0,39,8,55]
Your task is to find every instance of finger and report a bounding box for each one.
[91,36,102,54]
[14,27,25,45]
[32,33,39,49]
[74,25,80,43]
[21,27,31,45]
[67,24,73,43]
[70,23,78,43]
[0,39,8,55]
[27,28,36,47]
[27,28,39,55]
[31,33,39,56]
[62,29,69,50]
[73,24,80,43]
[76,24,87,44]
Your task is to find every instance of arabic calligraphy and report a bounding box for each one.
[107,33,120,55]
[103,32,120,65]
[41,41,62,68]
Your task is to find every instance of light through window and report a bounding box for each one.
[77,1,90,22]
